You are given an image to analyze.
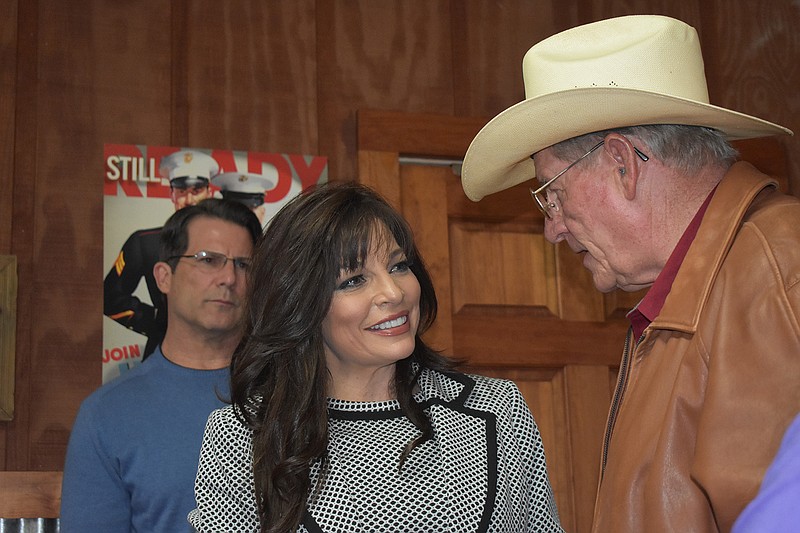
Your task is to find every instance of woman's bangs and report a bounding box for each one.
[334,217,408,273]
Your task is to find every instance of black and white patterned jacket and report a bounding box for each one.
[190,369,564,533]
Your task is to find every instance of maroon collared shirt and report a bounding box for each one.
[627,188,716,340]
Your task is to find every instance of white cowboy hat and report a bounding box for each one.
[461,15,792,202]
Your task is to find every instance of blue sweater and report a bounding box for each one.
[732,412,800,533]
[60,348,230,533]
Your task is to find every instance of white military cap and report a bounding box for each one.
[212,171,276,208]
[159,150,219,189]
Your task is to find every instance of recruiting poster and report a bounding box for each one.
[102,144,328,383]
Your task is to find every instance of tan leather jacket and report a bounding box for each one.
[592,162,800,533]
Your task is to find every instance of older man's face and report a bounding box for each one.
[534,145,649,293]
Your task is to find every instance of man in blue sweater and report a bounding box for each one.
[61,198,262,532]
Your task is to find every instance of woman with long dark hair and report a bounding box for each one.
[189,182,563,533]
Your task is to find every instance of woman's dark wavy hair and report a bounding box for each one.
[230,181,457,533]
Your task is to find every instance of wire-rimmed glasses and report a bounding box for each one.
[530,141,649,219]
[168,250,251,273]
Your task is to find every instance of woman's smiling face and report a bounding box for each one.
[321,232,421,383]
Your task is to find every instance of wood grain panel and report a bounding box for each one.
[358,109,484,157]
[317,1,455,180]
[170,0,189,146]
[357,150,401,209]
[447,179,537,225]
[453,1,703,118]
[401,166,453,355]
[28,287,99,468]
[453,311,626,367]
[734,137,789,191]
[18,0,173,470]
[562,365,610,533]
[515,369,575,533]
[449,223,557,314]
[0,0,18,469]
[699,0,800,194]
[0,256,17,422]
[6,0,38,471]
[0,1,17,255]
[0,471,62,518]
[586,1,702,29]
[185,1,318,155]
[700,1,794,133]
[534,369,575,533]
[452,0,557,117]
[556,243,605,321]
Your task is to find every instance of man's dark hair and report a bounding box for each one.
[159,198,262,270]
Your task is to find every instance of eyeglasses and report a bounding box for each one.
[530,140,649,219]
[169,250,251,273]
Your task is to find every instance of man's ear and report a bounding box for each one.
[604,133,644,201]
[153,261,172,295]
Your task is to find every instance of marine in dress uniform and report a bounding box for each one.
[104,149,219,359]
[212,168,276,228]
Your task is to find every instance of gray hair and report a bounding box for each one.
[551,124,739,174]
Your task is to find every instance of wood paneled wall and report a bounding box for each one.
[1,0,797,473]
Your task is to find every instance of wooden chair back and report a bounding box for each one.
[0,471,62,518]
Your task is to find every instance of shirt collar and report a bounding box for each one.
[628,187,717,340]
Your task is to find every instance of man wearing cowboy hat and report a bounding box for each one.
[462,15,800,533]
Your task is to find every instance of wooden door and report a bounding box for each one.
[356,109,634,533]
[356,109,789,533]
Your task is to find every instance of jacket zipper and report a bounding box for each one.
[600,326,635,482]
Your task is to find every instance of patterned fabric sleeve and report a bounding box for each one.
[504,380,564,532]
[189,407,260,533]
